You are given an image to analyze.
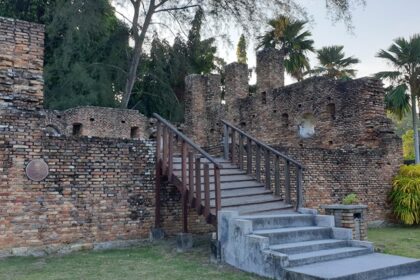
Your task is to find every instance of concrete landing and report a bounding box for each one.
[285,253,420,280]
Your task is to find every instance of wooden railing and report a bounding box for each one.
[153,113,222,232]
[222,120,305,210]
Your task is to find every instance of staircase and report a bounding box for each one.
[153,114,420,280]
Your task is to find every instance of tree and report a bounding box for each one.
[118,0,366,108]
[44,0,130,109]
[0,0,55,24]
[257,15,314,81]
[375,35,420,163]
[309,45,360,79]
[237,34,247,64]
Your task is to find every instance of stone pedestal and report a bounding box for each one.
[149,228,165,241]
[176,233,193,252]
[322,205,368,241]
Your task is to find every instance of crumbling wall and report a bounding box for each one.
[45,107,151,139]
[183,50,403,223]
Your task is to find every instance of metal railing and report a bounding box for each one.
[153,113,222,232]
[222,120,304,210]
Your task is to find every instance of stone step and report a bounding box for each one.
[243,214,315,230]
[221,201,292,215]
[284,253,420,280]
[173,168,246,176]
[252,227,332,245]
[288,246,372,267]
[270,239,348,255]
[388,272,420,279]
[210,194,283,208]
[206,187,271,199]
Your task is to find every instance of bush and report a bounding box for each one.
[390,165,420,225]
[402,130,415,160]
[342,193,358,205]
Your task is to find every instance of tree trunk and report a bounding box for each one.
[411,93,420,163]
[121,0,155,109]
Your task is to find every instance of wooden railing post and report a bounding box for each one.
[195,157,202,213]
[155,121,162,228]
[203,163,210,219]
[214,166,221,212]
[231,130,236,164]
[188,152,194,207]
[285,160,291,204]
[274,155,280,196]
[256,145,261,181]
[246,138,252,175]
[162,126,168,176]
[239,135,244,170]
[265,149,271,189]
[181,140,188,233]
[223,124,229,160]
[296,165,303,211]
[167,131,173,181]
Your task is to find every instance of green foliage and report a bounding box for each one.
[0,0,54,23]
[375,34,420,120]
[342,193,358,205]
[391,165,420,225]
[130,10,221,122]
[43,0,130,109]
[236,34,247,64]
[308,45,360,79]
[402,130,416,160]
[257,15,314,81]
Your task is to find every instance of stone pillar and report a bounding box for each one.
[224,62,248,122]
[0,17,45,110]
[184,74,222,148]
[322,205,368,241]
[256,48,284,94]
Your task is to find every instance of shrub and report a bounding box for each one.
[402,130,415,160]
[342,193,358,205]
[390,165,420,225]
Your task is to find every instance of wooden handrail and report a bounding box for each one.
[153,113,222,233]
[153,113,222,169]
[222,120,305,169]
[222,120,304,210]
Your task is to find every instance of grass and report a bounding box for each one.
[0,238,263,280]
[368,226,420,258]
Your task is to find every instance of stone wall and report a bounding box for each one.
[45,106,151,139]
[184,53,403,223]
[0,17,211,255]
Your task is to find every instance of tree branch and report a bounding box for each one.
[155,4,200,13]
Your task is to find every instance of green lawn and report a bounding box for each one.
[369,226,420,258]
[0,239,263,280]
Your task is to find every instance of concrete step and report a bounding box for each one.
[270,239,348,255]
[388,272,420,279]
[222,201,292,215]
[252,227,332,245]
[288,246,372,267]
[211,194,283,208]
[243,214,315,230]
[173,168,246,176]
[204,187,272,199]
[284,253,420,280]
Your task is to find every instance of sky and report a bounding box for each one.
[115,0,420,85]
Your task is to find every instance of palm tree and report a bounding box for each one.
[257,15,314,81]
[375,35,420,163]
[308,45,360,79]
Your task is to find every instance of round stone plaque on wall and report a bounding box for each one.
[26,159,49,181]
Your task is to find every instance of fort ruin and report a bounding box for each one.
[0,17,402,257]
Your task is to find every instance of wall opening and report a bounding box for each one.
[298,113,315,138]
[327,103,336,120]
[45,125,61,136]
[72,123,82,136]
[261,92,267,104]
[131,127,140,139]
[282,113,289,128]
